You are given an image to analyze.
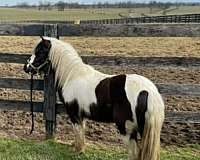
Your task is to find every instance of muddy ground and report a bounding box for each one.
[0,36,199,147]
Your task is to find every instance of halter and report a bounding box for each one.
[27,58,50,73]
[27,58,50,134]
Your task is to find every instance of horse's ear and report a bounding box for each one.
[40,36,51,48]
[40,36,44,41]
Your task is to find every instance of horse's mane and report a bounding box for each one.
[46,37,84,87]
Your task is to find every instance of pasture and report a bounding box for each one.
[0,138,199,160]
[0,5,200,22]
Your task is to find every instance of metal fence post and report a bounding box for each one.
[43,24,58,138]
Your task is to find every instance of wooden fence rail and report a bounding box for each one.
[1,23,200,37]
[1,53,200,68]
[1,78,200,96]
[1,13,200,25]
[80,13,200,24]
[0,99,199,124]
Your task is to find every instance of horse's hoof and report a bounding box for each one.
[74,146,85,153]
[71,142,85,153]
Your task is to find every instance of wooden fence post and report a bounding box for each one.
[43,24,58,138]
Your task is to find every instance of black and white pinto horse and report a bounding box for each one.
[24,37,165,160]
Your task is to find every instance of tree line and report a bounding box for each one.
[14,1,200,11]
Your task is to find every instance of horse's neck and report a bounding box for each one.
[49,41,88,87]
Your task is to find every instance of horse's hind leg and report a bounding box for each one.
[72,120,86,152]
[128,139,139,160]
[123,120,139,160]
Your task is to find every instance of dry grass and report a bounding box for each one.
[0,36,200,57]
[0,6,200,22]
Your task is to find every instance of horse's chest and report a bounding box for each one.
[62,79,99,112]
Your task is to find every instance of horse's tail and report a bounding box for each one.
[139,91,165,160]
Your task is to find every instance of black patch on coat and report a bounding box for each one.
[135,90,148,137]
[65,99,82,124]
[90,77,113,122]
[90,74,133,135]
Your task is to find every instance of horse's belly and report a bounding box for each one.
[86,103,114,123]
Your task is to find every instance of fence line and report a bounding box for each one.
[0,99,199,124]
[1,23,200,37]
[1,13,200,25]
[80,13,200,24]
[1,53,200,68]
[1,77,200,96]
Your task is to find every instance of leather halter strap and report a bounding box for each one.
[27,58,50,73]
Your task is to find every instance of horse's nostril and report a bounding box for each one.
[24,64,30,73]
[23,64,27,70]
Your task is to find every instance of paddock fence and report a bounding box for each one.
[0,23,200,138]
[1,13,200,24]
[80,13,200,24]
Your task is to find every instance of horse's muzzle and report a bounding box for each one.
[23,64,36,74]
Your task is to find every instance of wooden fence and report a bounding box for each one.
[1,23,200,37]
[81,13,200,24]
[0,23,200,138]
[1,13,200,24]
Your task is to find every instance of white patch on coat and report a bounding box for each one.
[27,54,35,68]
[62,70,109,114]
[124,74,159,128]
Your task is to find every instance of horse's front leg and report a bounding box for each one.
[72,120,86,152]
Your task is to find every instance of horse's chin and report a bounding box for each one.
[38,72,44,78]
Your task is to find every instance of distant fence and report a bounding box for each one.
[1,13,200,25]
[81,13,200,24]
[0,23,200,138]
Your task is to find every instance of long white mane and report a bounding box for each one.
[46,37,85,87]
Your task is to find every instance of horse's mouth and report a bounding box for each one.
[23,64,37,75]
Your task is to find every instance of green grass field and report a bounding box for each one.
[0,5,200,22]
[0,138,199,160]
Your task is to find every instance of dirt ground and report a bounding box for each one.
[0,36,200,57]
[0,36,200,147]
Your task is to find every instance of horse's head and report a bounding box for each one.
[24,36,51,74]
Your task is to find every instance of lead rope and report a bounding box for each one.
[30,73,34,134]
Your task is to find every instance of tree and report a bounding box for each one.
[56,1,65,11]
[16,2,29,8]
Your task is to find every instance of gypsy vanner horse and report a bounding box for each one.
[24,37,165,160]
